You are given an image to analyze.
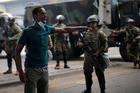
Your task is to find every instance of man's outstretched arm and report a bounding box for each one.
[55,26,88,33]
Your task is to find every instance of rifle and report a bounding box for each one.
[79,31,109,70]
[126,27,137,43]
[79,32,96,54]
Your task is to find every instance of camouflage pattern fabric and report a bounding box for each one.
[3,24,21,56]
[126,43,137,61]
[119,26,140,61]
[48,35,52,49]
[53,23,69,53]
[83,28,108,71]
[47,35,53,60]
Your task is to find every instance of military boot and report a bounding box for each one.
[3,69,12,74]
[82,90,92,93]
[55,64,60,69]
[64,64,70,68]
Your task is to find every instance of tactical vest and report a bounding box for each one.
[83,29,99,52]
[53,23,68,42]
[125,27,138,42]
[7,24,18,37]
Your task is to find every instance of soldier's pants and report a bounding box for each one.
[127,43,139,66]
[56,50,67,65]
[7,54,12,69]
[84,68,105,93]
[7,54,18,71]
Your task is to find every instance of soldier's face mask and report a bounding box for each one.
[9,24,13,27]
[8,21,14,26]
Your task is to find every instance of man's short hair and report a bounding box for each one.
[32,6,43,16]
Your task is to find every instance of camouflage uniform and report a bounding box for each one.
[83,29,108,70]
[82,28,108,93]
[47,35,53,60]
[53,23,70,69]
[48,35,53,49]
[3,23,21,73]
[118,26,140,65]
[53,23,68,52]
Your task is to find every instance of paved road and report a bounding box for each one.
[1,47,138,93]
[0,60,140,93]
[0,47,121,73]
[0,47,121,86]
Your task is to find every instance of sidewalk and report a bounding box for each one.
[0,59,119,87]
[0,47,122,87]
[0,59,84,87]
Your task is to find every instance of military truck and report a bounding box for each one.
[24,0,98,59]
[107,0,140,61]
[24,0,140,61]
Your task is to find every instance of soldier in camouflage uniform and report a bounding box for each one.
[47,35,53,60]
[113,18,140,68]
[81,15,108,93]
[53,15,70,69]
[48,35,52,49]
[3,17,22,74]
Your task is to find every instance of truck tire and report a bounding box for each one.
[119,42,131,61]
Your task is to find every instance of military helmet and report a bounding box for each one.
[8,16,15,21]
[127,18,135,24]
[56,15,65,21]
[87,14,99,23]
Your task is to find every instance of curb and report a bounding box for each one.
[0,67,83,87]
[0,61,122,87]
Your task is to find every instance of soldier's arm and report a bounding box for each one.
[112,28,126,34]
[48,35,53,49]
[134,27,140,40]
[54,26,88,33]
[10,25,22,40]
[135,27,140,35]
